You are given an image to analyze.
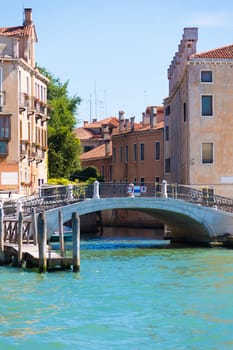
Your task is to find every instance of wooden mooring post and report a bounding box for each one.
[0,203,4,265]
[58,210,65,258]
[31,207,38,245]
[18,211,23,267]
[38,211,47,273]
[72,212,80,272]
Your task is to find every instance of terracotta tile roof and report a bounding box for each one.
[191,44,233,59]
[73,127,94,140]
[0,25,34,37]
[138,121,164,132]
[84,117,119,129]
[80,142,112,160]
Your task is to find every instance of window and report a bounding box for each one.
[201,70,213,83]
[113,147,116,163]
[165,126,169,141]
[202,95,213,116]
[140,143,144,161]
[140,177,144,186]
[125,145,128,163]
[183,103,187,122]
[0,117,10,138]
[120,145,123,163]
[133,143,137,161]
[0,141,7,155]
[155,141,160,160]
[165,105,170,116]
[18,70,21,96]
[101,165,104,178]
[202,142,213,163]
[0,67,2,106]
[26,76,29,95]
[109,165,112,182]
[165,158,171,173]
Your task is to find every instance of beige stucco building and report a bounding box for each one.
[0,9,49,197]
[164,27,233,197]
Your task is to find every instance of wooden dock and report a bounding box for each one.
[3,243,73,270]
[0,206,80,273]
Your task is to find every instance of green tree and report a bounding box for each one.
[38,67,82,178]
[70,166,103,182]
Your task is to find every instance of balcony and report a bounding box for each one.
[19,93,31,112]
[0,91,6,112]
[27,144,45,164]
[33,98,47,117]
[20,142,28,155]
[20,141,28,160]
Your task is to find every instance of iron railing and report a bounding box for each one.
[2,182,233,218]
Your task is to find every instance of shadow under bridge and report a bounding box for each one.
[45,197,233,245]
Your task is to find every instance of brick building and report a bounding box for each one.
[79,108,164,185]
[74,117,119,153]
[0,9,49,197]
[112,108,164,185]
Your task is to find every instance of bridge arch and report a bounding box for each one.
[46,197,233,244]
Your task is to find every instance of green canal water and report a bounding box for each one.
[1,235,233,349]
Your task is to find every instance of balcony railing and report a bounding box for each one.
[19,93,31,111]
[0,91,6,110]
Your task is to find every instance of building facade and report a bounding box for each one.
[79,108,164,185]
[0,9,49,197]
[112,108,164,185]
[74,117,119,153]
[164,27,233,197]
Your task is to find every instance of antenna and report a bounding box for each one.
[22,1,25,23]
[104,90,107,117]
[89,94,92,123]
[94,80,97,119]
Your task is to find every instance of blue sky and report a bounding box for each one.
[2,0,233,124]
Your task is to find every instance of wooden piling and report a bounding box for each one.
[58,210,65,258]
[38,211,47,273]
[72,212,80,272]
[0,203,4,265]
[31,207,38,245]
[18,211,23,267]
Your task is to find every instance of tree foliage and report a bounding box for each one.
[38,67,82,179]
[70,166,103,182]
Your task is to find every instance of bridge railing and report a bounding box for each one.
[2,181,233,218]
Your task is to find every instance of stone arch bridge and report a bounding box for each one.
[45,196,233,245]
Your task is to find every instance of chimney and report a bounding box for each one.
[142,112,146,125]
[119,110,125,132]
[83,120,88,127]
[24,8,33,26]
[130,116,135,132]
[102,124,109,139]
[105,139,111,155]
[150,106,157,128]
[125,118,129,131]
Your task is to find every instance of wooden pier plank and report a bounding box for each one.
[4,243,72,269]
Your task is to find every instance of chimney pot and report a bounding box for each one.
[24,8,33,25]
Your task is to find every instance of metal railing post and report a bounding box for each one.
[161,180,168,198]
[93,180,100,199]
